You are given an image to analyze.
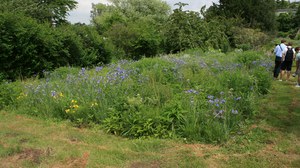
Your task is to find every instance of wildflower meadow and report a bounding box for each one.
[2,50,273,143]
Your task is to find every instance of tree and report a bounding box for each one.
[0,12,112,80]
[207,0,277,31]
[0,0,77,25]
[294,3,300,28]
[275,0,289,9]
[163,5,203,52]
[91,0,171,59]
[277,13,295,32]
[163,4,230,53]
[69,24,111,65]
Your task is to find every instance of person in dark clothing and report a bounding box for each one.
[280,42,295,81]
[273,39,287,80]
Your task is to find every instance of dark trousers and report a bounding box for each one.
[274,56,282,78]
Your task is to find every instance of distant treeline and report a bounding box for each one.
[0,0,299,80]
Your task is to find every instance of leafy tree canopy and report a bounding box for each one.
[91,0,171,59]
[205,0,276,31]
[91,0,170,32]
[0,0,77,25]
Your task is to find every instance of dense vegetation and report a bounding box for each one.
[1,0,299,81]
[2,49,273,143]
[0,0,299,143]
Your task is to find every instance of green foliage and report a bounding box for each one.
[251,67,272,95]
[295,5,300,28]
[46,67,80,80]
[236,51,263,68]
[0,81,22,110]
[209,0,276,31]
[0,13,111,80]
[6,50,273,143]
[92,0,170,60]
[163,8,203,53]
[69,24,111,65]
[163,7,230,53]
[232,27,269,50]
[104,19,162,60]
[276,13,295,32]
[0,0,77,25]
[0,13,53,79]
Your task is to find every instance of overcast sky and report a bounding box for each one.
[67,0,217,24]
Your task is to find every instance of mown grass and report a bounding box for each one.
[1,77,300,168]
[0,111,209,167]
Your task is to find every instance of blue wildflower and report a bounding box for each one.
[185,89,199,94]
[207,95,214,99]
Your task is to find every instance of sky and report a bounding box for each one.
[67,0,217,24]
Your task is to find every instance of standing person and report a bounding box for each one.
[273,39,287,80]
[293,47,300,77]
[295,47,300,87]
[280,42,295,81]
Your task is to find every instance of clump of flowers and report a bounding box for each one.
[90,102,98,108]
[65,99,79,114]
[17,92,27,100]
[207,92,240,119]
[51,91,64,99]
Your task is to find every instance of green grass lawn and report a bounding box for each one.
[0,79,300,168]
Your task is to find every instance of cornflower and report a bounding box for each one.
[185,89,199,94]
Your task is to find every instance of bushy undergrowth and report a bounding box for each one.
[0,13,111,81]
[3,50,273,143]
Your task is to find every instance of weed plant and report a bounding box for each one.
[4,50,273,143]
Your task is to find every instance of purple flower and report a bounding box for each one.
[185,89,198,94]
[79,67,86,76]
[96,66,103,72]
[220,99,226,104]
[51,91,56,97]
[207,95,214,99]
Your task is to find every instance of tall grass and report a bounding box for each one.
[3,50,273,143]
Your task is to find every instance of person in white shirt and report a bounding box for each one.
[273,39,287,80]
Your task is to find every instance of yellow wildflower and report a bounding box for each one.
[17,93,28,100]
[91,102,98,107]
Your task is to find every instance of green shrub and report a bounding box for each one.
[236,51,263,69]
[251,67,272,95]
[0,13,111,81]
[69,24,112,66]
[232,27,269,50]
[0,81,22,110]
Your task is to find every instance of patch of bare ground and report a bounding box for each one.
[0,148,44,168]
[162,143,222,168]
[52,151,90,168]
